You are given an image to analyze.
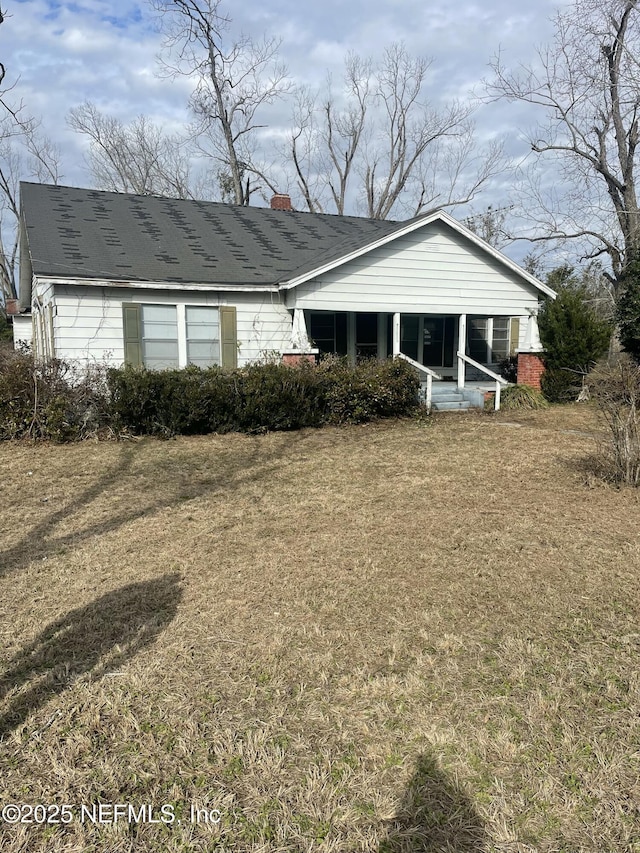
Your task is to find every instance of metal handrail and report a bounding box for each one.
[456,351,507,411]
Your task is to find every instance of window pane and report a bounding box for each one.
[187,340,220,364]
[186,306,218,325]
[144,340,179,360]
[142,305,177,324]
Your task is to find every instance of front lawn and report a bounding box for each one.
[0,405,638,852]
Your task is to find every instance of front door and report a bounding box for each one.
[423,316,455,368]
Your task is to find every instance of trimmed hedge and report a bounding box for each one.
[107,357,421,437]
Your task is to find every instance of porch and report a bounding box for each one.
[303,309,520,376]
[295,309,526,409]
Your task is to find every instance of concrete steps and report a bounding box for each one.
[421,381,485,412]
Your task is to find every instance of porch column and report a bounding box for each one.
[392,312,401,356]
[457,313,467,388]
[291,307,312,349]
[522,313,543,352]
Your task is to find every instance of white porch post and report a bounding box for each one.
[457,313,467,389]
[291,307,312,349]
[522,313,543,352]
[392,312,401,356]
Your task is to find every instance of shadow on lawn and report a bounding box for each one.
[0,432,304,578]
[0,573,182,739]
[378,755,487,852]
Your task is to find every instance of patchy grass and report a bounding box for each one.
[1,404,639,852]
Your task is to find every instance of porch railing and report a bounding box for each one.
[396,353,442,412]
[456,351,508,411]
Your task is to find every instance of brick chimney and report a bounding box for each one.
[270,193,293,211]
[5,298,19,315]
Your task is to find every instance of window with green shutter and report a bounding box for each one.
[122,303,236,369]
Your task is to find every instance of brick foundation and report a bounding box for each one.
[517,352,545,390]
[282,352,316,367]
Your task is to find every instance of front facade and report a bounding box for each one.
[13,183,554,392]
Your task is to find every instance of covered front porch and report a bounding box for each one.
[290,308,541,411]
[299,309,521,374]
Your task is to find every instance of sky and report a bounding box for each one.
[3,0,574,264]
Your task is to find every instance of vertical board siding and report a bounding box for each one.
[292,224,543,315]
[49,283,293,367]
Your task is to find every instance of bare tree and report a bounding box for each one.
[288,44,503,220]
[487,0,640,288]
[289,55,371,215]
[153,0,290,205]
[463,204,513,249]
[0,113,61,302]
[68,102,198,198]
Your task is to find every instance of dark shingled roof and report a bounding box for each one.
[20,182,403,286]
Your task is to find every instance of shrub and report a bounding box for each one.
[317,356,420,425]
[616,259,640,361]
[488,383,549,412]
[107,366,248,436]
[107,357,420,437]
[0,349,110,441]
[538,283,612,401]
[588,355,640,486]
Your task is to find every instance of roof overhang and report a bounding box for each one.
[278,209,557,299]
[37,276,279,293]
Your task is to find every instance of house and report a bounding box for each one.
[11,182,554,409]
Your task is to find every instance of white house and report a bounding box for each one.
[12,183,554,409]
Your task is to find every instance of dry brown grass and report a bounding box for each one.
[1,404,639,852]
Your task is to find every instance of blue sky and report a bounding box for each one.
[2,0,574,264]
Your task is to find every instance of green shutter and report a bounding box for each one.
[122,304,143,367]
[220,306,237,368]
[510,318,520,354]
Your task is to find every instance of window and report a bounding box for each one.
[491,318,510,362]
[467,317,520,364]
[123,303,237,369]
[141,304,179,370]
[186,306,220,367]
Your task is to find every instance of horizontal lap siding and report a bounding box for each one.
[292,225,541,315]
[50,283,292,367]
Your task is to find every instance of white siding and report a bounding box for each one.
[12,315,33,350]
[290,223,542,316]
[48,282,293,367]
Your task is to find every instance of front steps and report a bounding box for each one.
[420,381,489,412]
